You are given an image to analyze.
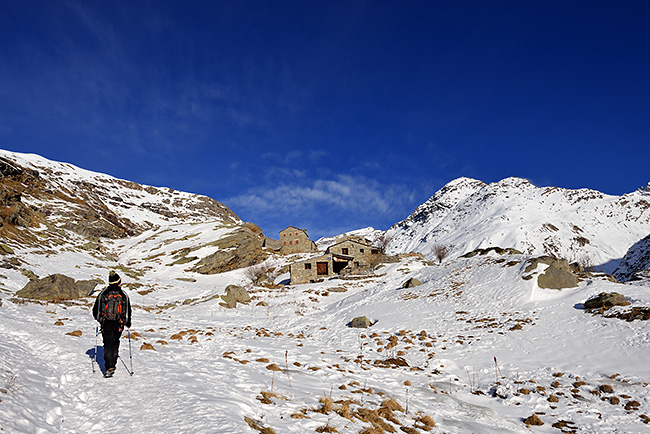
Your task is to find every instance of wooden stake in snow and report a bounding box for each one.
[285,351,292,389]
[494,357,502,385]
[266,363,282,392]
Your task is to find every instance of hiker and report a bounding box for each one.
[93,271,132,377]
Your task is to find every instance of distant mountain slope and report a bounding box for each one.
[386,177,650,270]
[614,233,650,282]
[0,150,240,247]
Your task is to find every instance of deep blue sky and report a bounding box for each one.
[2,1,649,239]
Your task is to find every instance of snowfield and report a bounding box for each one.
[1,150,649,433]
[2,242,650,433]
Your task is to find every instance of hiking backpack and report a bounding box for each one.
[100,289,125,323]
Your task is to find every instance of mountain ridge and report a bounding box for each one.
[385,176,650,272]
[2,149,649,278]
[0,150,240,245]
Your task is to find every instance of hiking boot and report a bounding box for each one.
[104,367,116,378]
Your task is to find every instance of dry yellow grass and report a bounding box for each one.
[334,400,356,420]
[414,413,436,431]
[356,408,396,433]
[315,424,339,433]
[244,416,276,434]
[313,396,334,414]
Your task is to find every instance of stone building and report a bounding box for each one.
[279,226,317,254]
[289,238,381,284]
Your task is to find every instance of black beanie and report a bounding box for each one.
[108,271,121,285]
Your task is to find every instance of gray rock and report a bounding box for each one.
[16,274,94,300]
[192,226,267,275]
[538,264,579,289]
[347,316,372,328]
[221,284,251,308]
[525,256,579,289]
[402,278,422,288]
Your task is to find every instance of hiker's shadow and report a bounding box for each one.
[86,346,105,373]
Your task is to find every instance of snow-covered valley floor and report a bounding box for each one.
[2,249,650,433]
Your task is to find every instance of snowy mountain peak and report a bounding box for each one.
[387,177,650,271]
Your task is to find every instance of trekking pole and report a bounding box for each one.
[128,329,134,376]
[119,356,134,376]
[92,326,99,374]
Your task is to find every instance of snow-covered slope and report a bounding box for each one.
[316,227,384,250]
[2,150,650,433]
[0,150,240,241]
[614,233,650,283]
[2,252,650,433]
[0,150,262,283]
[386,177,650,272]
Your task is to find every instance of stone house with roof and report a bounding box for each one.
[289,238,381,284]
[280,226,317,254]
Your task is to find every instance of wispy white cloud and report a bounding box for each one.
[226,174,417,236]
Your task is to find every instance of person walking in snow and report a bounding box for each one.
[93,271,132,378]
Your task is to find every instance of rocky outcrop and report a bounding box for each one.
[584,292,630,310]
[191,225,267,274]
[0,151,242,249]
[16,274,101,300]
[524,256,579,289]
[0,157,43,230]
[220,285,251,308]
[462,247,523,257]
[262,237,283,252]
[614,234,650,282]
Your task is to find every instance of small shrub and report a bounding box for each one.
[432,244,450,264]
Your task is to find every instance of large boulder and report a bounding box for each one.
[16,274,100,300]
[584,292,630,310]
[525,256,579,289]
[347,316,373,328]
[220,284,251,308]
[191,226,267,275]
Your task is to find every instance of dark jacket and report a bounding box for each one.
[93,284,132,331]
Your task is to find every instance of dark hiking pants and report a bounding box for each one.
[102,329,122,370]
